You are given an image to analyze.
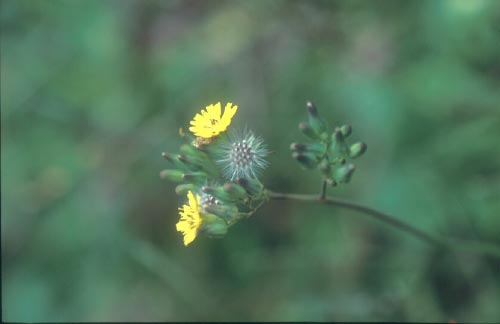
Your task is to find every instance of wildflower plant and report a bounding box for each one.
[162,100,368,246]
[161,101,499,257]
[161,102,270,246]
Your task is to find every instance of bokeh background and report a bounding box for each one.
[2,0,500,322]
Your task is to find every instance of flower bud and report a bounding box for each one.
[291,142,326,155]
[292,152,318,169]
[290,142,307,152]
[182,171,207,184]
[334,163,355,183]
[202,204,239,223]
[306,101,328,137]
[200,213,228,238]
[161,152,184,169]
[236,177,264,196]
[330,129,349,156]
[340,125,352,137]
[223,183,248,200]
[299,122,320,140]
[180,144,209,164]
[160,169,184,182]
[333,128,344,143]
[349,142,367,159]
[175,183,196,195]
[202,185,235,203]
[177,154,200,170]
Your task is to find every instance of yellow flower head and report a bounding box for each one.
[189,102,238,139]
[176,191,203,246]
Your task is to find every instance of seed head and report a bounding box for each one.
[218,130,269,181]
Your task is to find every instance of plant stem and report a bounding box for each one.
[267,190,500,258]
[320,179,327,200]
[268,190,443,247]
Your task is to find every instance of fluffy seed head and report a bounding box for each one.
[218,130,269,181]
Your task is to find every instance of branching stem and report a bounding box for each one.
[266,190,500,258]
[268,190,442,246]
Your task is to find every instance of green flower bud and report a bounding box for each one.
[182,171,207,184]
[223,183,248,200]
[200,213,228,238]
[178,154,202,170]
[235,177,264,197]
[160,169,184,182]
[334,163,355,183]
[290,142,326,155]
[202,185,235,203]
[175,183,196,195]
[330,129,349,156]
[299,122,320,140]
[292,152,319,169]
[202,203,239,223]
[340,125,352,137]
[307,101,328,138]
[333,128,344,143]
[179,147,219,176]
[349,142,367,159]
[161,152,184,169]
[180,144,216,169]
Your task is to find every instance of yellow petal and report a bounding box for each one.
[183,232,196,246]
[206,102,221,120]
[219,103,238,129]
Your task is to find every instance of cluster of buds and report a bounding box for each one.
[291,102,367,186]
[161,102,269,246]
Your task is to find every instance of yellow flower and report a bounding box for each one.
[176,191,203,246]
[189,102,238,139]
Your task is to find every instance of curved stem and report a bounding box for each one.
[267,191,500,259]
[268,190,444,247]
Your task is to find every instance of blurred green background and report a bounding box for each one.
[2,0,500,322]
